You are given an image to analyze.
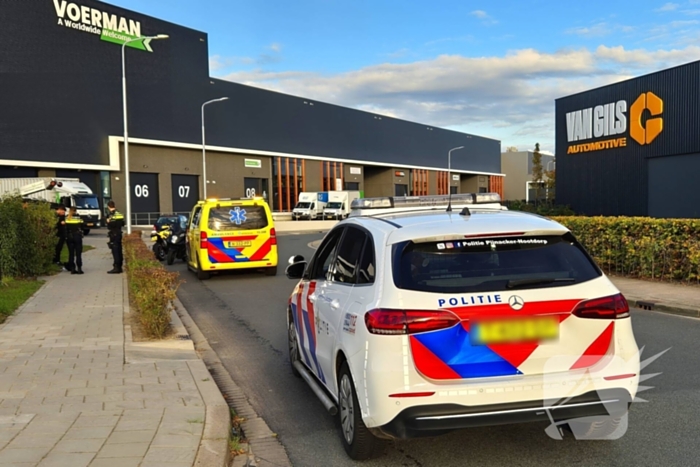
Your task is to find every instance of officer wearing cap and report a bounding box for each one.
[65,207,85,275]
[106,201,125,274]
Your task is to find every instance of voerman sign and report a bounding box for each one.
[565,92,663,154]
[52,0,158,52]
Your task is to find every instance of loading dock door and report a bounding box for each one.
[244,177,261,198]
[130,173,160,213]
[171,174,199,214]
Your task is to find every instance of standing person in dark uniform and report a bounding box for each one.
[65,207,85,275]
[53,205,67,266]
[106,201,125,274]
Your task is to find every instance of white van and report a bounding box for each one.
[292,192,327,220]
[323,191,361,219]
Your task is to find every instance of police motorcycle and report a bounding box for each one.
[165,221,187,265]
[151,224,172,262]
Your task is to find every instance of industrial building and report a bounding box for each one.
[500,149,555,201]
[556,61,700,218]
[1,0,504,223]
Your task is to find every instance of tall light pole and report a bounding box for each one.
[201,97,229,199]
[122,33,168,234]
[446,146,464,212]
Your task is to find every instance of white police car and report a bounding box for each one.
[285,193,639,460]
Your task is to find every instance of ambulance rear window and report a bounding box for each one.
[207,206,268,231]
[393,234,601,293]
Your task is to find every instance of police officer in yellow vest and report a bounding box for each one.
[65,207,85,275]
[106,200,125,274]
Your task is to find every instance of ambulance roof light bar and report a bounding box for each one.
[350,193,502,216]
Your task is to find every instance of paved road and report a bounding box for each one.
[173,233,699,467]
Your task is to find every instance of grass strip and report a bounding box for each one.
[0,279,44,322]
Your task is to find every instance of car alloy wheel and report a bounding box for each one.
[339,373,355,445]
[336,362,383,459]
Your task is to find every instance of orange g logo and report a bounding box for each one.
[630,92,663,145]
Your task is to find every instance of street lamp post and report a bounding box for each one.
[446,146,464,212]
[122,33,168,234]
[201,97,229,199]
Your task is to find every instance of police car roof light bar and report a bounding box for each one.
[351,193,500,210]
[349,193,502,218]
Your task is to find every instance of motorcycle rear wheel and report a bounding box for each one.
[153,244,166,261]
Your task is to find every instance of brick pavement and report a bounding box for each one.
[0,238,212,467]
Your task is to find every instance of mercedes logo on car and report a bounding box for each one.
[508,295,525,310]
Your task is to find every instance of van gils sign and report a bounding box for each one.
[565,92,663,154]
[52,0,157,52]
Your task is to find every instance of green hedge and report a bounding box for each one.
[552,216,700,284]
[506,200,576,216]
[0,196,56,280]
[123,231,180,338]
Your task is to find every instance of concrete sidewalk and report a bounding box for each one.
[0,236,229,467]
[611,276,700,318]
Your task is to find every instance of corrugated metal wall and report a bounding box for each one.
[556,61,700,216]
[1,1,502,175]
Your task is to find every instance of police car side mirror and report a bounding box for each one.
[288,255,305,265]
[285,261,307,280]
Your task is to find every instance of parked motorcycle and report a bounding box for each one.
[151,224,172,262]
[166,223,187,265]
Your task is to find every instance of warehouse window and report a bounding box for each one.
[322,161,344,191]
[272,157,305,212]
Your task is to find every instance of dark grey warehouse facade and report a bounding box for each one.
[1,0,503,222]
[556,61,700,218]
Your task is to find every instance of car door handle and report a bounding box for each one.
[330,299,340,310]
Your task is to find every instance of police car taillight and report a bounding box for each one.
[365,309,460,335]
[572,294,630,319]
[200,231,208,249]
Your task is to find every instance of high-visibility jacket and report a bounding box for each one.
[107,210,125,236]
[65,216,84,239]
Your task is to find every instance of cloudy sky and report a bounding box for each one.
[112,0,700,152]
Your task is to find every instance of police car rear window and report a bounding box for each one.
[393,233,601,293]
[207,206,268,231]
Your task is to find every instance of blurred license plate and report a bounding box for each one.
[472,316,559,345]
[226,240,252,248]
[86,223,94,227]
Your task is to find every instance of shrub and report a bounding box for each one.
[506,200,576,217]
[123,231,180,338]
[0,196,56,280]
[552,216,700,284]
